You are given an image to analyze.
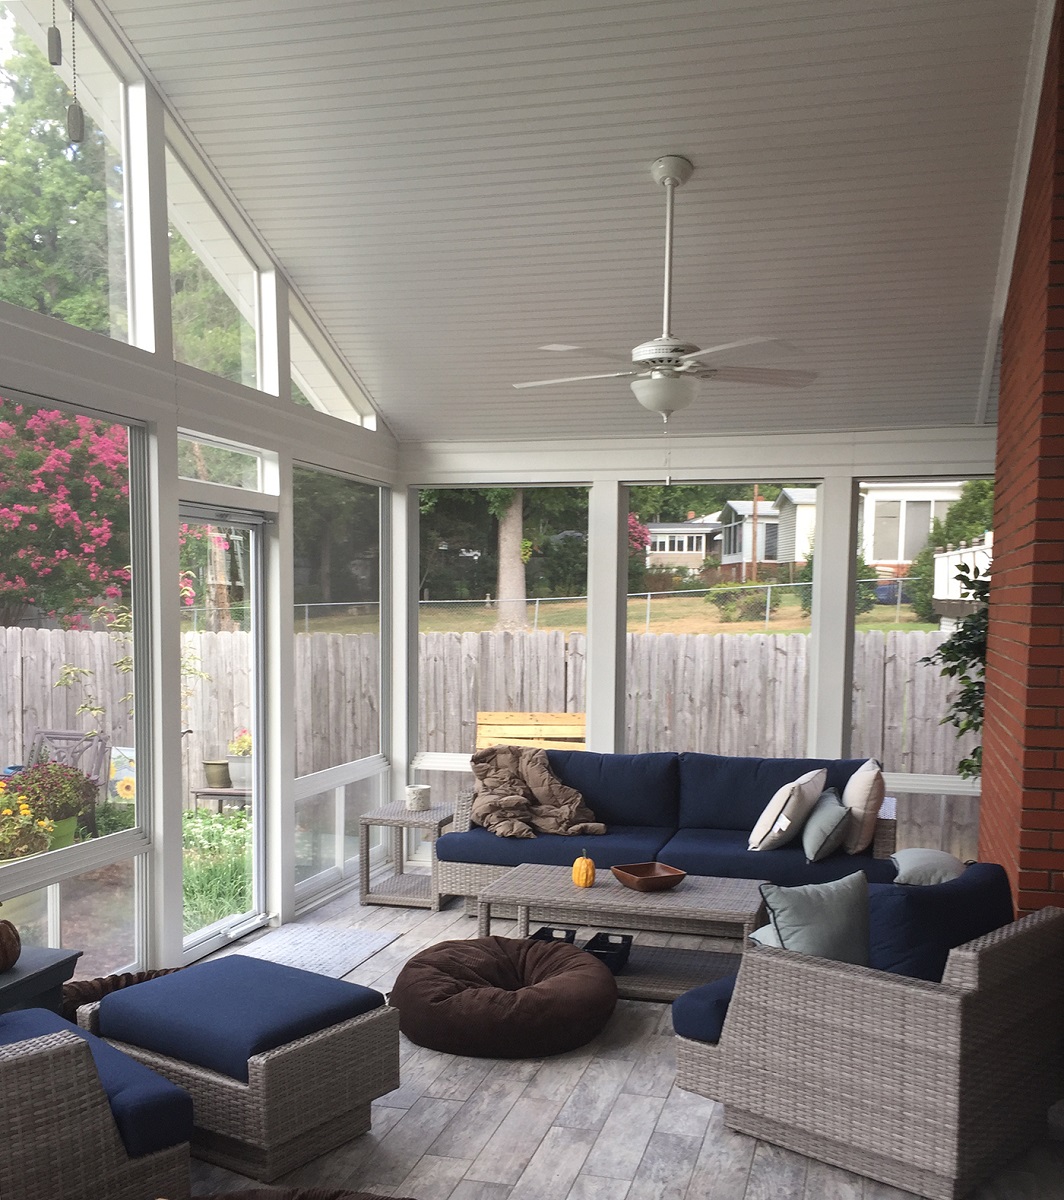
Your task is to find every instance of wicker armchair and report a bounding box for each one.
[0,1029,190,1200]
[677,905,1064,1200]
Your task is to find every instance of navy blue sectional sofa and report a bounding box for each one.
[434,749,897,907]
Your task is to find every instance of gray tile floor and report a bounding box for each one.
[190,885,1064,1199]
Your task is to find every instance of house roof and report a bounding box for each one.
[777,488,818,507]
[95,1,1043,446]
[721,500,780,520]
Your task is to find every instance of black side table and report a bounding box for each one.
[0,945,83,1014]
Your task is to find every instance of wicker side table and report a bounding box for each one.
[358,802,454,910]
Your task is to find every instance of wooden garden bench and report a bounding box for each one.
[475,711,586,752]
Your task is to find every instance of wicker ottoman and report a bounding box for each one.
[78,955,400,1182]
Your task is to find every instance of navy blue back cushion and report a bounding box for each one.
[0,1007,193,1157]
[546,750,680,827]
[868,862,1014,981]
[657,828,897,886]
[435,825,673,868]
[677,753,869,831]
[671,973,737,1043]
[99,955,385,1083]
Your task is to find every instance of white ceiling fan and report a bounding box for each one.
[513,155,817,419]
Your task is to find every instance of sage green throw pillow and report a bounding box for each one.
[802,788,852,863]
[759,871,870,965]
[891,847,966,885]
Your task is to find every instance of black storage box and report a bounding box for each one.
[529,926,577,944]
[582,931,633,973]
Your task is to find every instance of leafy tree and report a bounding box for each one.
[907,481,994,622]
[921,564,988,778]
[169,226,252,384]
[0,397,130,626]
[794,548,878,615]
[0,21,124,335]
[291,468,380,605]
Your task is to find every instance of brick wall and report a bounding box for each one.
[980,0,1064,912]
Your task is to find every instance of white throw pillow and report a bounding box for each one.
[842,759,886,854]
[748,768,827,851]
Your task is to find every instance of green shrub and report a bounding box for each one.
[182,808,252,932]
[706,581,782,622]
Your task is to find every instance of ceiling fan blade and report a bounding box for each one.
[513,370,641,389]
[678,337,798,364]
[538,344,633,367]
[704,365,817,388]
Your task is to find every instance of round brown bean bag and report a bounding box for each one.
[390,935,617,1058]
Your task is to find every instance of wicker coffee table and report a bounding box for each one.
[476,864,766,1002]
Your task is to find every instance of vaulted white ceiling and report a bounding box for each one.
[98,0,1042,445]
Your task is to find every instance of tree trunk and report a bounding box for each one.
[495,489,527,631]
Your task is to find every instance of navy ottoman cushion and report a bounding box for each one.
[435,825,672,867]
[671,973,737,1044]
[0,1007,193,1157]
[98,955,385,1083]
[545,750,680,827]
[656,828,897,885]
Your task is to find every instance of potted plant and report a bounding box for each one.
[226,728,252,789]
[0,780,54,861]
[9,761,97,849]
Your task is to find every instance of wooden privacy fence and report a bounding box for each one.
[0,626,976,792]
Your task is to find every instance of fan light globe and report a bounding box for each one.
[630,372,696,416]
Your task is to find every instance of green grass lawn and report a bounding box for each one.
[280,592,936,637]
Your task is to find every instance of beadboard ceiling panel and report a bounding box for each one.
[98,0,1040,444]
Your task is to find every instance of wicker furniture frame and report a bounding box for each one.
[476,863,764,1000]
[435,789,898,918]
[359,800,455,910]
[80,1001,401,1182]
[0,1029,191,1200]
[676,905,1064,1200]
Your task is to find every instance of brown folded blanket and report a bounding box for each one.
[470,744,606,838]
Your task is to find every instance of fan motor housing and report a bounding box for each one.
[631,337,699,368]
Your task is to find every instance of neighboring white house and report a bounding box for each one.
[719,498,781,579]
[859,481,963,576]
[775,487,817,570]
[645,513,720,574]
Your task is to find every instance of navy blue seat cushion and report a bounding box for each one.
[98,955,385,1083]
[868,862,1014,980]
[656,828,897,885]
[0,1007,193,1157]
[677,753,870,832]
[435,824,672,868]
[545,750,680,827]
[671,973,737,1044]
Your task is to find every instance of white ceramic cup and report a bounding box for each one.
[405,783,431,811]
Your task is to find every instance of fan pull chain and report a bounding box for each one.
[66,1,83,144]
[663,418,672,486]
[48,0,62,65]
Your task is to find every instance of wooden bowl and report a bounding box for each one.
[610,862,686,892]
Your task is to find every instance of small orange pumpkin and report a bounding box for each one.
[0,916,21,973]
[572,849,595,888]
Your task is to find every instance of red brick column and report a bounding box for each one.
[981,1,1064,912]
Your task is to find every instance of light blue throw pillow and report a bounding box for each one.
[890,847,967,885]
[801,788,851,863]
[759,871,870,965]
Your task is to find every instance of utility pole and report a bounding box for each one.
[751,484,759,583]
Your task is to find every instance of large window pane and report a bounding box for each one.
[167,148,258,387]
[292,466,381,775]
[290,318,372,426]
[2,855,138,976]
[1,4,128,339]
[903,500,932,561]
[0,395,138,860]
[418,487,589,801]
[873,500,901,561]
[629,482,812,755]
